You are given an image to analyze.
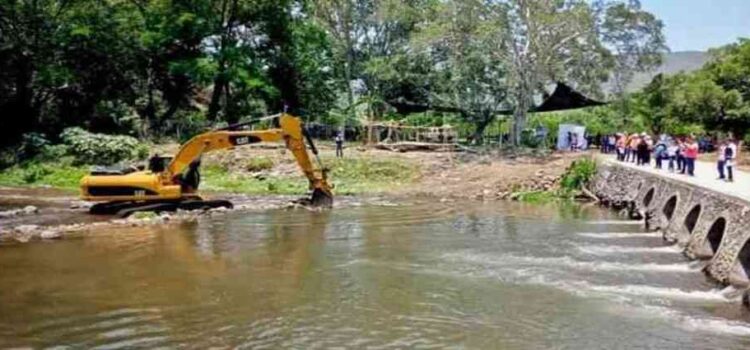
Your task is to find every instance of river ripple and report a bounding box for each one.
[1,201,749,349]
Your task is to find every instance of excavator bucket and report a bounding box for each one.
[310,188,334,208]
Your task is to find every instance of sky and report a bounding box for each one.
[640,0,749,52]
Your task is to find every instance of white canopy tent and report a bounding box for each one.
[556,124,587,150]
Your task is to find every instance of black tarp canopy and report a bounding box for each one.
[388,82,606,116]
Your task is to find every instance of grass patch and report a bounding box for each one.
[513,191,559,203]
[324,156,419,194]
[201,157,420,195]
[0,156,420,196]
[201,164,308,195]
[0,162,87,189]
[245,157,274,172]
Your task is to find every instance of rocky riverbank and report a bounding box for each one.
[0,148,590,243]
[0,192,408,243]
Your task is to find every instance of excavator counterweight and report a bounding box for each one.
[80,113,333,217]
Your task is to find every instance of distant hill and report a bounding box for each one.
[606,51,711,94]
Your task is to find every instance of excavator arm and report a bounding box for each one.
[166,113,333,207]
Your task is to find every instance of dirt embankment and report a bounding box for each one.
[0,146,589,242]
[392,150,588,200]
[187,144,588,199]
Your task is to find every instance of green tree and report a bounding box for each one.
[312,0,428,134]
[492,0,666,146]
[414,0,509,143]
[0,0,151,141]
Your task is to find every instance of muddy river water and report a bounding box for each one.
[1,201,750,348]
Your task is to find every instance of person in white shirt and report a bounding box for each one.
[335,132,344,158]
[725,138,737,182]
[666,139,679,172]
[717,140,726,180]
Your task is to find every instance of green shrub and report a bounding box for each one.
[173,112,210,143]
[246,157,274,172]
[514,191,557,203]
[19,132,50,160]
[560,158,597,192]
[0,148,16,169]
[520,129,542,148]
[60,127,144,165]
[0,162,87,189]
[134,144,150,160]
[37,144,70,162]
[21,164,52,183]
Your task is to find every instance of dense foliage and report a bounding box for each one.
[0,0,337,146]
[6,1,747,155]
[60,128,149,165]
[560,158,597,193]
[532,38,750,140]
[1,0,667,158]
[632,40,750,138]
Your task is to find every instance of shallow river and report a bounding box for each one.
[1,201,750,349]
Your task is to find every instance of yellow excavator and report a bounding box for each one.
[80,113,333,217]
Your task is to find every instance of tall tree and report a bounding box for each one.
[311,0,426,133]
[489,0,666,146]
[414,0,509,143]
[311,0,360,131]
[598,0,667,97]
[0,0,146,141]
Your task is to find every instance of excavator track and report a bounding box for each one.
[89,199,233,218]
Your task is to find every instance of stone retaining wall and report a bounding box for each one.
[592,163,750,287]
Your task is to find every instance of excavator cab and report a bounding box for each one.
[148,155,172,173]
[178,159,201,193]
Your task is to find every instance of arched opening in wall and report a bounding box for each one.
[662,196,678,221]
[706,217,727,254]
[643,188,655,207]
[683,205,701,234]
[738,238,750,279]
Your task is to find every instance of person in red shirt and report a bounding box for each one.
[683,136,699,176]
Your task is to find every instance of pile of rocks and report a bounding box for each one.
[474,170,562,200]
[0,203,279,243]
[0,205,39,218]
[0,195,357,244]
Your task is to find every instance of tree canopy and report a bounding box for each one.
[0,0,688,151]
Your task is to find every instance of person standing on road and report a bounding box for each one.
[335,131,344,158]
[725,138,737,182]
[616,134,626,161]
[644,135,653,165]
[666,138,678,172]
[717,140,727,180]
[623,133,632,161]
[628,134,640,163]
[677,138,686,173]
[684,137,699,176]
[654,136,667,169]
[636,136,649,166]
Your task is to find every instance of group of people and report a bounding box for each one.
[610,133,738,181]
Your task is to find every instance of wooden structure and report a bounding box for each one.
[364,121,458,152]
